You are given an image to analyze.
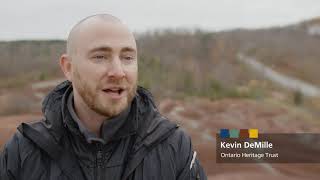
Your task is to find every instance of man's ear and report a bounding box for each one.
[59,54,73,82]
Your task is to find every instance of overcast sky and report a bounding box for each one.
[1,0,320,40]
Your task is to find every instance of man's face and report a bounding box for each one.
[70,20,138,117]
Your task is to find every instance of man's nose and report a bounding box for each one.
[107,57,125,79]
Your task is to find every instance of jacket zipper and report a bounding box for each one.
[95,143,103,180]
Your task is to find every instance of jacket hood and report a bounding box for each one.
[40,80,178,146]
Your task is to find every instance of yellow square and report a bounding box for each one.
[249,129,258,138]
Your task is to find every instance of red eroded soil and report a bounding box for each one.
[1,98,319,179]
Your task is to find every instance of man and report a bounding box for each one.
[0,14,207,180]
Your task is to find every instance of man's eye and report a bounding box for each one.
[94,55,105,59]
[122,55,134,61]
[124,56,133,60]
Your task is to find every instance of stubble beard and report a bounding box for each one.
[73,69,137,118]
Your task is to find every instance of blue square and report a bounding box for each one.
[220,129,229,138]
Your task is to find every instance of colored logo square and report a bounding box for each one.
[220,129,229,138]
[249,129,258,138]
[229,129,239,138]
[240,129,249,138]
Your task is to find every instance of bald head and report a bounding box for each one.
[66,14,135,56]
[60,14,138,120]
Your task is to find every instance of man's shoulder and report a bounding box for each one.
[137,109,191,151]
[1,127,39,174]
[150,112,191,147]
[155,113,190,141]
[146,112,191,151]
[5,129,32,149]
[167,125,192,152]
[2,121,44,158]
[143,117,194,173]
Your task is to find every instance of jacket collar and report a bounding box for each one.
[41,80,139,143]
[41,80,177,147]
[62,81,138,144]
[66,90,134,144]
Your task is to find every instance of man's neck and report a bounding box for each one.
[73,95,109,137]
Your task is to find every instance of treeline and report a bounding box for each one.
[1,17,320,100]
[0,40,65,88]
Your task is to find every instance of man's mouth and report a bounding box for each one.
[102,87,125,99]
